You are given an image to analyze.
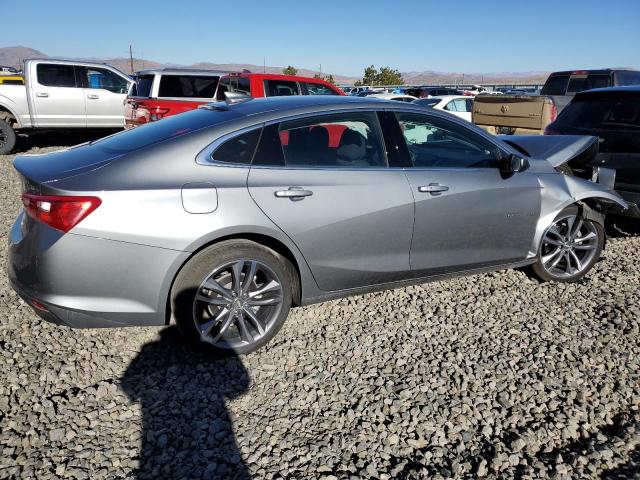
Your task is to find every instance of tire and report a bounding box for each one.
[171,240,294,355]
[532,205,604,283]
[0,119,16,155]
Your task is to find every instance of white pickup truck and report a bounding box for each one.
[0,59,132,154]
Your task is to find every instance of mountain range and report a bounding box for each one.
[1,46,550,85]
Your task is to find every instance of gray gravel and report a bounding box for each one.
[1,141,640,479]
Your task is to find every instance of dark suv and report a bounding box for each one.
[545,86,640,217]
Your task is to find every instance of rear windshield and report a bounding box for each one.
[413,98,440,107]
[158,75,220,98]
[556,95,640,130]
[92,108,240,154]
[130,75,154,97]
[541,75,570,95]
[566,74,611,93]
[615,70,640,86]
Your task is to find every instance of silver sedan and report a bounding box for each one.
[8,96,626,354]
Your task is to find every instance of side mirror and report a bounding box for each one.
[499,153,527,173]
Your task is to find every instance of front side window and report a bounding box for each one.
[37,64,76,87]
[304,82,339,95]
[158,75,219,98]
[265,80,299,97]
[278,111,386,168]
[84,67,129,94]
[395,112,500,168]
[211,128,261,164]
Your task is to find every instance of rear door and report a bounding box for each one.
[31,63,85,127]
[79,66,131,127]
[247,110,415,291]
[391,111,541,275]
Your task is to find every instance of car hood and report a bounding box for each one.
[500,135,598,167]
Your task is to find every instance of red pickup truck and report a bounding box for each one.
[124,70,344,128]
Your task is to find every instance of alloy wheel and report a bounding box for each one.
[540,214,599,279]
[192,259,284,349]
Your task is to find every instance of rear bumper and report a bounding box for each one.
[8,212,189,328]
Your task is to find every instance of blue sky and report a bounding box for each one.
[2,0,639,76]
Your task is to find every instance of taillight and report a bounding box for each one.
[21,194,101,233]
[550,103,558,122]
[150,107,170,121]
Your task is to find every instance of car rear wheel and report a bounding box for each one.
[0,119,16,155]
[532,205,604,282]
[171,240,294,355]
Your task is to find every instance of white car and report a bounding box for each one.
[368,93,417,103]
[412,95,474,122]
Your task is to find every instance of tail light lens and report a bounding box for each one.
[21,194,101,233]
[550,103,558,122]
[150,107,170,121]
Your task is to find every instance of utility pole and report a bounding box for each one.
[129,45,134,74]
[263,57,266,73]
[319,63,322,78]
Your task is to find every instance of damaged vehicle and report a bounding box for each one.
[8,96,626,354]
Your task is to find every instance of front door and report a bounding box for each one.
[31,63,85,127]
[79,66,130,127]
[393,111,541,275]
[248,111,415,291]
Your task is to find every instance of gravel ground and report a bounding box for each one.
[1,139,639,479]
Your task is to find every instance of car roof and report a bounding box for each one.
[576,85,640,94]
[428,95,468,100]
[368,93,416,99]
[223,72,332,83]
[134,68,231,76]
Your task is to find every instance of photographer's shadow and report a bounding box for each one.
[121,327,251,480]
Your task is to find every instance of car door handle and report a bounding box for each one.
[36,92,49,98]
[274,187,313,199]
[418,183,449,194]
[87,94,99,99]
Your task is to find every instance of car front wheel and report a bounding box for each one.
[171,240,294,355]
[532,205,604,282]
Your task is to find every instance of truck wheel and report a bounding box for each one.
[0,119,16,155]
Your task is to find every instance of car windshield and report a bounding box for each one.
[92,108,241,154]
[556,95,640,130]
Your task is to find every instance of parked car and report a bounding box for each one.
[406,87,464,98]
[413,95,474,122]
[215,72,344,100]
[0,66,19,74]
[9,96,625,354]
[124,68,230,129]
[0,59,132,154]
[544,86,640,218]
[471,69,640,137]
[369,93,417,102]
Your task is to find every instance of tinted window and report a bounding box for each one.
[556,96,640,130]
[265,80,299,97]
[279,112,386,168]
[93,108,240,154]
[130,75,154,97]
[616,71,640,86]
[395,112,500,168]
[83,67,129,94]
[253,123,285,166]
[541,74,570,95]
[567,74,611,93]
[304,82,338,95]
[158,75,219,98]
[37,64,76,87]
[212,128,261,164]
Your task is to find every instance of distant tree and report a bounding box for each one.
[354,80,363,87]
[282,65,298,76]
[359,65,404,86]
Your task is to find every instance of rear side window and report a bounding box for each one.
[158,75,219,98]
[211,129,261,165]
[37,64,76,87]
[556,95,640,130]
[264,80,299,97]
[304,82,339,95]
[541,75,570,95]
[278,111,386,168]
[615,71,640,86]
[566,74,611,93]
[130,75,154,97]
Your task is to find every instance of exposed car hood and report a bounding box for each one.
[500,135,598,167]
